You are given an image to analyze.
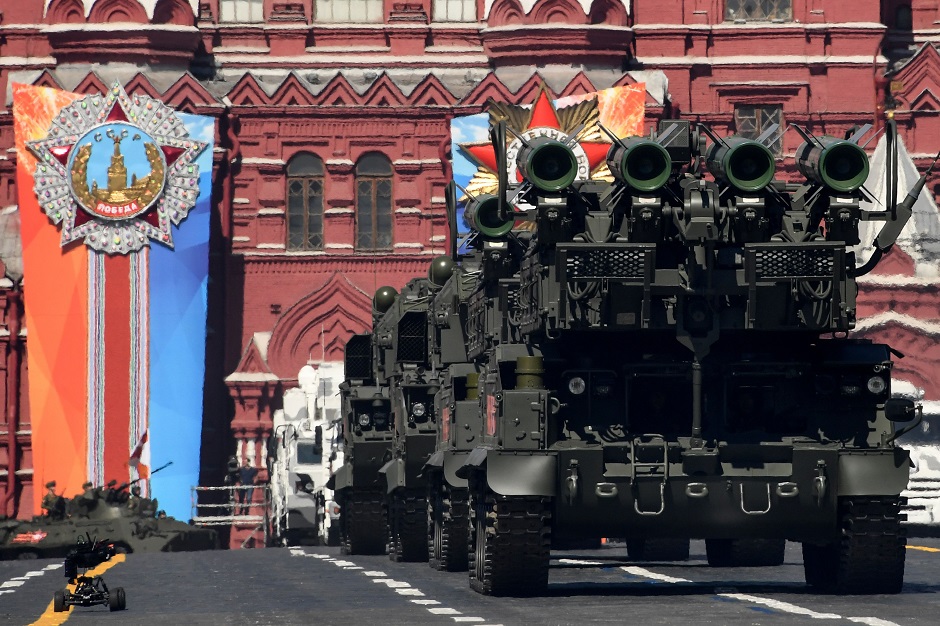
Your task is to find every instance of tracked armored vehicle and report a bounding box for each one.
[456,97,922,596]
[331,323,394,555]
[423,186,527,571]
[0,485,218,560]
[375,261,455,562]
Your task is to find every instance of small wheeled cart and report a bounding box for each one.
[53,533,126,612]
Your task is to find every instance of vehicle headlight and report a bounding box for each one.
[411,402,426,417]
[866,376,887,394]
[357,413,371,427]
[568,377,586,395]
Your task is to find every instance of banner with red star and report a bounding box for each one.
[451,84,646,245]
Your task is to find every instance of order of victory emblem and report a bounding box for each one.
[26,83,207,254]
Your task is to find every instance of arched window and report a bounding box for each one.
[355,153,393,250]
[287,153,324,251]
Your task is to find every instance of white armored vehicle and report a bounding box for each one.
[269,364,342,546]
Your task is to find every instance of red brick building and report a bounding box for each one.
[0,0,938,520]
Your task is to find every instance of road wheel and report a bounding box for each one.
[427,475,443,570]
[109,587,126,611]
[469,472,551,596]
[627,538,690,561]
[389,489,428,563]
[803,496,906,594]
[440,486,469,572]
[344,491,386,555]
[53,589,66,613]
[17,550,38,560]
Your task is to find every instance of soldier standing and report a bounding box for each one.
[237,460,258,515]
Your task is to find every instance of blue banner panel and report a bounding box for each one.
[147,112,213,520]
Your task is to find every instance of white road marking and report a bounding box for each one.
[718,593,841,619]
[620,565,902,626]
[305,551,499,625]
[396,588,425,596]
[0,564,55,597]
[621,566,691,584]
[428,607,461,615]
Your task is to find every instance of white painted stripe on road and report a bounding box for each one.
[24,572,44,577]
[0,590,14,595]
[396,588,425,596]
[557,558,603,566]
[42,564,62,570]
[1,581,25,588]
[621,566,692,584]
[428,607,461,615]
[307,553,499,626]
[719,593,841,619]
[622,565,901,626]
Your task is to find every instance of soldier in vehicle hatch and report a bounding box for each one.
[125,485,142,515]
[41,481,66,520]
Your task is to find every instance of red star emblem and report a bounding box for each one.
[458,87,611,197]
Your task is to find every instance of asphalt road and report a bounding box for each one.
[3,539,940,625]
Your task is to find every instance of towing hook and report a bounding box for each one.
[565,461,580,504]
[814,460,828,506]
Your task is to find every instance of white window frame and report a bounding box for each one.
[220,0,264,23]
[315,0,384,23]
[432,0,477,22]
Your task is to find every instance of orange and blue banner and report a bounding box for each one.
[13,83,212,520]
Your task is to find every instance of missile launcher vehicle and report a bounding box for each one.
[450,95,922,596]
[331,328,394,555]
[423,185,528,571]
[376,263,456,563]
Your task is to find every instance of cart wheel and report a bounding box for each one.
[109,587,126,611]
[53,589,66,613]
